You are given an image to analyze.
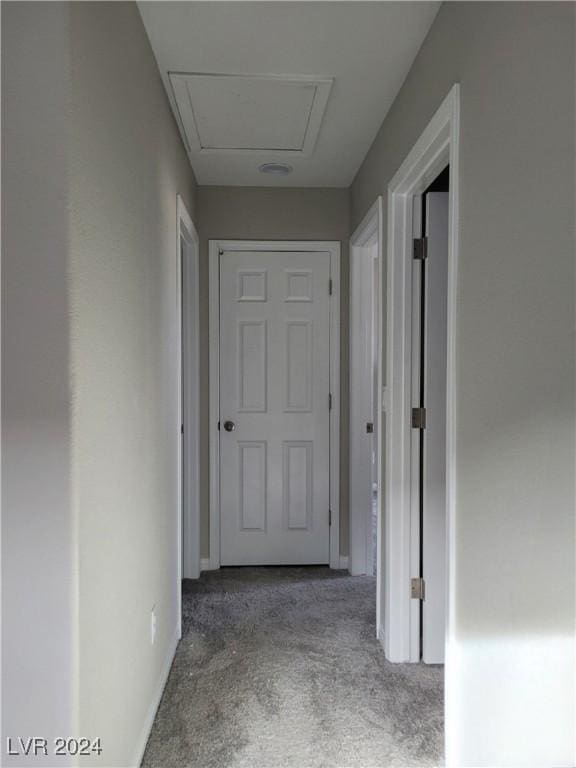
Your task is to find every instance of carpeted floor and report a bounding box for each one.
[142,567,443,768]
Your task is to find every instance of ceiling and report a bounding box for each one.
[138,2,440,188]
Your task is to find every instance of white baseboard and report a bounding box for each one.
[132,625,179,767]
[202,558,347,572]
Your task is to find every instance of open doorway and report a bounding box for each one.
[349,197,383,589]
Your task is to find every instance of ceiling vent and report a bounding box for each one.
[169,72,333,158]
[259,163,293,176]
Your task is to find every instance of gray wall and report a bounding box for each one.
[2,4,75,762]
[197,186,351,557]
[69,4,197,766]
[351,3,575,765]
[2,2,198,766]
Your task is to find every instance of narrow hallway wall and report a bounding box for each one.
[2,2,199,766]
[2,4,75,760]
[351,3,575,765]
[69,3,197,765]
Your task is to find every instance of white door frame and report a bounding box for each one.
[208,240,341,570]
[177,195,200,588]
[384,84,460,663]
[349,196,383,590]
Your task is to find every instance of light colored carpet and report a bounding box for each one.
[142,567,443,768]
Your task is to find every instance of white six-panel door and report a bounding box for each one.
[219,249,331,565]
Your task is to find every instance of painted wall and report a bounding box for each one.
[351,3,575,766]
[2,2,197,766]
[2,4,75,763]
[69,4,197,766]
[197,186,351,558]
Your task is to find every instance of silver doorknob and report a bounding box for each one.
[223,420,236,432]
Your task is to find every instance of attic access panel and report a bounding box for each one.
[169,73,333,157]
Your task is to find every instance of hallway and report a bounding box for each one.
[142,568,443,768]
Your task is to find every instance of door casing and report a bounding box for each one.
[384,84,459,676]
[208,240,341,570]
[349,196,383,602]
[177,196,200,592]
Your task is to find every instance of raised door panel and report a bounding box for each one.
[237,270,267,302]
[283,441,313,530]
[238,441,267,531]
[284,321,313,412]
[237,320,267,413]
[284,269,313,302]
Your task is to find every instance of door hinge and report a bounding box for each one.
[329,393,333,410]
[329,278,333,295]
[413,237,428,260]
[329,509,332,526]
[366,422,374,434]
[181,423,184,435]
[411,577,426,600]
[217,420,221,431]
[218,248,224,256]
[411,407,426,429]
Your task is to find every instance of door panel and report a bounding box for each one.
[220,250,331,565]
[422,192,448,664]
[238,441,267,531]
[283,441,312,529]
[284,321,312,411]
[238,321,267,412]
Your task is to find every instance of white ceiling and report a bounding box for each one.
[138,2,440,187]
